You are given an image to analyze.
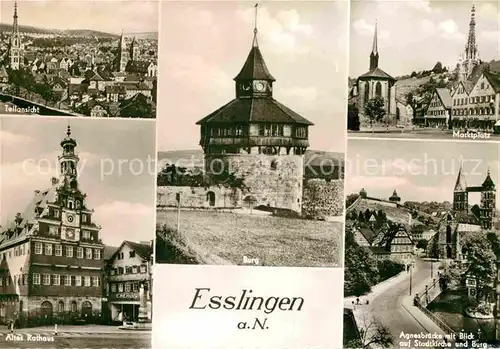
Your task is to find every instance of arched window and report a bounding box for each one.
[446,225,452,243]
[58,301,64,313]
[375,82,382,97]
[71,301,77,313]
[364,82,369,102]
[206,192,216,207]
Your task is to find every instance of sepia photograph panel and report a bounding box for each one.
[343,138,500,348]
[0,116,155,348]
[0,1,158,119]
[155,0,348,268]
[347,0,500,141]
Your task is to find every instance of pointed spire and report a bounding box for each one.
[454,162,467,192]
[252,3,259,47]
[369,20,379,70]
[372,20,378,55]
[66,124,71,138]
[234,3,275,82]
[13,1,19,31]
[482,166,495,189]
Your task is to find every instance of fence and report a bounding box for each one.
[414,278,457,336]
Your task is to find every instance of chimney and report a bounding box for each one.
[51,177,59,186]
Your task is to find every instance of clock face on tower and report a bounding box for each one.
[63,211,79,226]
[253,80,266,92]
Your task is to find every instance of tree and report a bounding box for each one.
[345,193,359,209]
[462,233,497,303]
[344,229,379,297]
[349,315,394,349]
[347,103,360,131]
[364,96,386,127]
[432,62,444,74]
[416,239,428,250]
[410,71,417,78]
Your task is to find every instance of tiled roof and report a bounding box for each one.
[484,71,500,93]
[110,241,152,261]
[126,60,153,74]
[196,97,313,125]
[0,186,57,249]
[105,85,127,94]
[435,88,452,108]
[358,67,395,81]
[234,46,275,82]
[103,245,119,260]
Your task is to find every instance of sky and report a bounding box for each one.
[157,0,349,153]
[0,116,156,247]
[0,0,159,34]
[345,139,500,207]
[350,0,500,78]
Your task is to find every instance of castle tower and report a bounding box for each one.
[480,168,495,229]
[114,30,129,72]
[389,190,401,203]
[369,21,379,71]
[130,36,139,61]
[195,4,313,213]
[459,2,480,81]
[453,163,468,214]
[7,1,23,70]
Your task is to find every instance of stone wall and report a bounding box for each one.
[302,179,344,219]
[205,154,304,213]
[157,186,242,209]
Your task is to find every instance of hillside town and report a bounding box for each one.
[344,160,500,346]
[0,2,158,118]
[348,2,500,136]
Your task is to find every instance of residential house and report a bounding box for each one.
[424,88,452,128]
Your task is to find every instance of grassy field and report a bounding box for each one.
[157,210,343,267]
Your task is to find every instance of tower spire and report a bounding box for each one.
[465,0,477,60]
[252,3,259,47]
[369,20,379,70]
[372,20,378,55]
[13,1,19,32]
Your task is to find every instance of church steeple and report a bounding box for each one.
[13,1,19,32]
[369,21,379,70]
[454,162,467,192]
[8,1,22,70]
[465,1,478,61]
[234,3,275,98]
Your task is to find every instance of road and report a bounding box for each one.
[0,332,151,348]
[349,129,500,141]
[369,258,435,338]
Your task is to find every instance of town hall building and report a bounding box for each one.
[0,126,104,327]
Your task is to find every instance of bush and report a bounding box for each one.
[377,260,405,282]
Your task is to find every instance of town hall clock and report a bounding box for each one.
[62,211,80,226]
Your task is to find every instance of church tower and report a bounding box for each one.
[458,2,480,81]
[130,37,139,61]
[114,31,129,72]
[7,1,23,70]
[453,164,468,214]
[355,21,396,124]
[480,168,495,229]
[195,4,312,213]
